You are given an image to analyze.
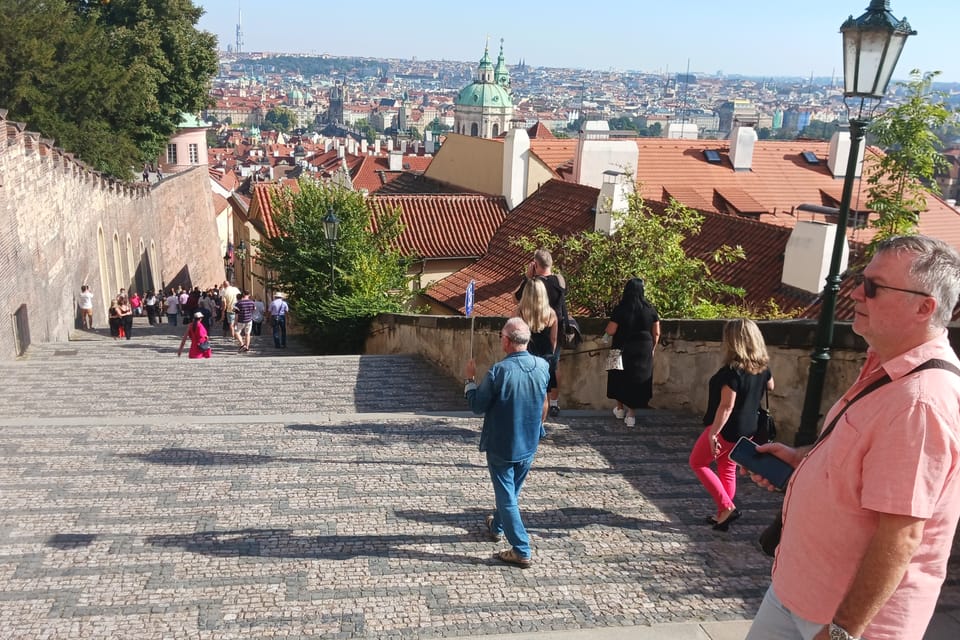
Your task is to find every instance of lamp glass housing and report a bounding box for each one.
[322,208,341,243]
[840,1,915,99]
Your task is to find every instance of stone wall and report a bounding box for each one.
[0,110,224,361]
[366,313,960,443]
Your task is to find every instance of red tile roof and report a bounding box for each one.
[527,122,556,139]
[426,179,599,315]
[351,155,433,193]
[682,212,814,314]
[633,138,960,250]
[369,194,508,259]
[251,181,299,238]
[529,139,577,173]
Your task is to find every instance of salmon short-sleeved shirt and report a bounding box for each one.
[773,331,960,640]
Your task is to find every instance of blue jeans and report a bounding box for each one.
[167,313,178,325]
[272,315,286,347]
[486,452,534,559]
[746,585,825,640]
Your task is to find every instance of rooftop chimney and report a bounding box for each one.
[502,126,530,210]
[781,221,849,293]
[573,121,639,188]
[388,150,403,171]
[729,124,757,172]
[827,128,864,179]
[594,170,632,235]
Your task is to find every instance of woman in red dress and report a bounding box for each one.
[177,312,212,359]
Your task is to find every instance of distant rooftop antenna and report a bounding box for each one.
[679,58,691,128]
[235,2,244,55]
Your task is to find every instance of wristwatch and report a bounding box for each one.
[829,623,858,640]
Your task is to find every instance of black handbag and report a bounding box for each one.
[754,388,776,444]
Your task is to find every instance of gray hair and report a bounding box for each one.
[502,317,531,346]
[533,248,553,270]
[876,235,960,328]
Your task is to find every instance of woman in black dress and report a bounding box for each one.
[605,278,660,427]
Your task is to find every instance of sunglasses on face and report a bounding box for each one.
[854,274,930,299]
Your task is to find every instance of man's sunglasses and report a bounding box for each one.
[853,274,930,299]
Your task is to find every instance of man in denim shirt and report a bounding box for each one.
[465,317,550,567]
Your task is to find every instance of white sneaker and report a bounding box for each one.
[624,416,636,427]
[612,406,626,420]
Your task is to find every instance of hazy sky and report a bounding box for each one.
[194,0,958,83]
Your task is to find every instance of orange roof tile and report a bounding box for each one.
[529,139,578,173]
[351,155,433,193]
[426,180,599,315]
[251,181,299,238]
[634,138,960,250]
[533,137,960,252]
[527,122,556,139]
[369,195,507,259]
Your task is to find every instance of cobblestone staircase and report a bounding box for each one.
[3,317,465,418]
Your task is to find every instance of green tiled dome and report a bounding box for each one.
[456,82,512,108]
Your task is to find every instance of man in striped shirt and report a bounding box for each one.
[233,290,257,353]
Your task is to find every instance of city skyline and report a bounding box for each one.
[195,0,959,84]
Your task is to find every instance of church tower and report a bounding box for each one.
[454,39,513,138]
[328,82,347,125]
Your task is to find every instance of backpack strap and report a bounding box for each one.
[818,358,960,443]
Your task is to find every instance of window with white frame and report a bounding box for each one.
[188,143,199,164]
[166,143,178,165]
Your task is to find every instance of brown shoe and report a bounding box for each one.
[496,548,531,568]
[484,514,503,542]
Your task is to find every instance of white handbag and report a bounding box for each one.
[604,348,623,371]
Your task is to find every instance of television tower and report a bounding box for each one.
[235,3,243,55]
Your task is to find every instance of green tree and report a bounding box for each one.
[515,194,746,319]
[866,70,952,247]
[255,180,416,353]
[264,106,297,133]
[0,0,217,179]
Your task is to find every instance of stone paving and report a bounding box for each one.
[0,318,956,639]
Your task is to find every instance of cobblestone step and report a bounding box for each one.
[4,319,464,418]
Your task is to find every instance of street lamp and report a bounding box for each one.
[236,240,248,291]
[223,246,235,284]
[796,0,915,446]
[322,206,341,289]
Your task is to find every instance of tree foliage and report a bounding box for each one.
[0,0,217,179]
[866,70,952,247]
[263,106,298,133]
[514,194,747,319]
[254,181,416,353]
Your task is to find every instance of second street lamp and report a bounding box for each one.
[236,240,247,292]
[796,0,915,446]
[322,206,341,290]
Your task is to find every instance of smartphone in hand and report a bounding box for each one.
[730,436,794,491]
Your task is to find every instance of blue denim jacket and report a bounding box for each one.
[465,351,549,462]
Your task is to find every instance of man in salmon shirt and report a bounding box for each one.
[745,235,960,640]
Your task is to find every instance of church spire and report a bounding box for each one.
[494,38,510,90]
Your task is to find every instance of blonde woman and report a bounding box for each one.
[690,318,774,531]
[516,278,558,393]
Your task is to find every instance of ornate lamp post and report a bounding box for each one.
[236,240,248,291]
[796,0,915,446]
[322,206,341,290]
[223,245,235,284]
